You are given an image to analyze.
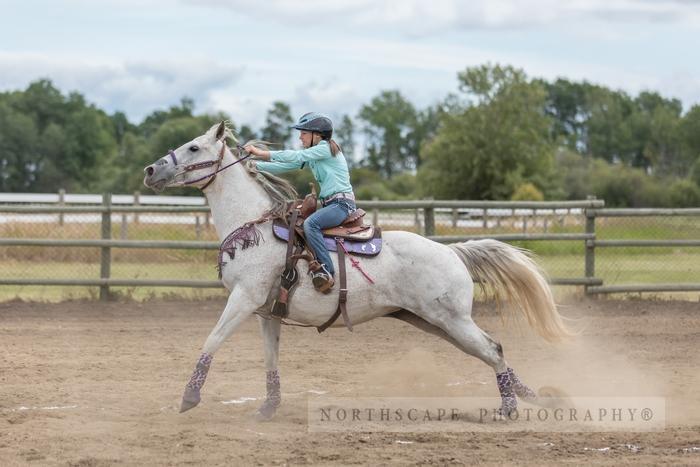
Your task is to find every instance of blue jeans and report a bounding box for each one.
[303,199,355,276]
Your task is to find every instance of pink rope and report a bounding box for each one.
[337,239,375,284]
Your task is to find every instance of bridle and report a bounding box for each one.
[169,139,253,190]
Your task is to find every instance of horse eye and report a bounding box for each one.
[189,145,199,152]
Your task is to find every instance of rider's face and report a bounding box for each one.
[299,131,313,148]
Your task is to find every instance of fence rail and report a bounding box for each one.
[585,207,700,295]
[0,239,219,249]
[2,194,699,298]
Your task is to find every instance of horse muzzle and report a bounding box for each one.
[143,163,172,192]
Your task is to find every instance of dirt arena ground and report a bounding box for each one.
[1,297,698,466]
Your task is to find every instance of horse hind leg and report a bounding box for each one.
[389,310,537,416]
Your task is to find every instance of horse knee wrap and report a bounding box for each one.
[186,352,213,391]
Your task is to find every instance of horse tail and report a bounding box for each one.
[448,239,571,342]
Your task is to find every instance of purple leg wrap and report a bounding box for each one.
[256,369,281,420]
[186,352,213,390]
[508,367,537,402]
[180,353,213,413]
[496,370,517,416]
[266,370,281,406]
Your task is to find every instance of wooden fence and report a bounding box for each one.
[584,207,700,294]
[2,196,699,298]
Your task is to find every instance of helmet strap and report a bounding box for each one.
[310,132,320,147]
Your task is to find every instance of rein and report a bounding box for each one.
[171,141,252,190]
[173,138,314,329]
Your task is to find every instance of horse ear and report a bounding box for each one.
[215,121,226,141]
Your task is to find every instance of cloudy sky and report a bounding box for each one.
[2,0,699,129]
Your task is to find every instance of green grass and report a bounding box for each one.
[2,251,699,302]
[595,250,700,284]
[1,214,698,301]
[0,284,228,302]
[0,260,226,302]
[596,216,700,239]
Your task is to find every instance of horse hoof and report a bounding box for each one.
[254,401,278,421]
[180,387,201,413]
[497,406,517,419]
[536,386,572,408]
[538,386,568,398]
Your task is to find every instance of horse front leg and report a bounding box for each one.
[255,314,282,421]
[180,288,256,413]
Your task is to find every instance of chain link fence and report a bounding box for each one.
[371,206,587,281]
[1,193,698,300]
[593,213,700,289]
[0,204,224,300]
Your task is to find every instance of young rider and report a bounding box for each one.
[244,112,356,293]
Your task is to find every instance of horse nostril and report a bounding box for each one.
[145,166,154,177]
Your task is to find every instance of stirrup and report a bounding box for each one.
[311,270,334,294]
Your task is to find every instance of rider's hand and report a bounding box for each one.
[244,145,271,161]
[243,144,259,157]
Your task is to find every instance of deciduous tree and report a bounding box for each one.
[418,64,555,200]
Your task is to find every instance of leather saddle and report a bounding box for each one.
[272,192,382,255]
[269,188,380,332]
[295,190,376,241]
[322,209,375,241]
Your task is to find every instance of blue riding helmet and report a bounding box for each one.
[291,112,333,134]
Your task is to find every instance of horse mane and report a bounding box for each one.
[236,138,299,219]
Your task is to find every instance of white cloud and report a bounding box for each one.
[291,79,362,120]
[204,88,271,129]
[655,71,700,111]
[204,79,362,133]
[184,0,700,33]
[0,52,244,121]
[3,1,698,130]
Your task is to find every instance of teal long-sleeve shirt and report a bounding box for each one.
[255,140,353,199]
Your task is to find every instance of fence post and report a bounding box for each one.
[533,209,538,231]
[482,208,488,229]
[100,193,112,301]
[584,201,596,295]
[424,198,435,237]
[452,208,459,228]
[58,188,65,226]
[120,214,128,240]
[133,190,140,224]
[372,197,379,226]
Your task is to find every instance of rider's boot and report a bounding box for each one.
[309,262,334,294]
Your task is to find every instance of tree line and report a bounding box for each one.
[1,64,699,206]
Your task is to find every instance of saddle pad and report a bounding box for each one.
[272,223,382,257]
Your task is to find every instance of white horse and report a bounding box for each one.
[143,122,569,420]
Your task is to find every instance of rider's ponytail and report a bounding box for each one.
[319,130,341,156]
[328,139,342,156]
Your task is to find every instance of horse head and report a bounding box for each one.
[143,121,236,192]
